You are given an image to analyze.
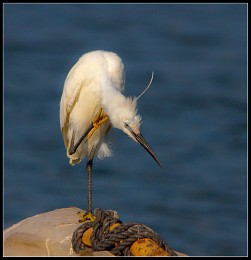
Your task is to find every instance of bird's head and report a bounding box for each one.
[108,96,161,167]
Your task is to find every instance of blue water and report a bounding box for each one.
[4,4,247,256]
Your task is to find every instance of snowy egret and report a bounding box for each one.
[60,50,161,215]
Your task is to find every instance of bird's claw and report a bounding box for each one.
[77,211,96,223]
[86,108,109,141]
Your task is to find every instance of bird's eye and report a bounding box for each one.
[124,122,133,132]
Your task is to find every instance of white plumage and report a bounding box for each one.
[60,50,160,213]
[60,50,141,165]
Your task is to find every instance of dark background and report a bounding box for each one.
[4,4,247,256]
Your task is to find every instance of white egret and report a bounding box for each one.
[60,50,161,217]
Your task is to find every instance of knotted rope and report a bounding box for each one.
[72,208,177,256]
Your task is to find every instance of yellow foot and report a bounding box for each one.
[77,211,96,223]
[86,108,109,141]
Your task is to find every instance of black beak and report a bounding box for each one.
[128,128,161,167]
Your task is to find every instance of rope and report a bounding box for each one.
[72,208,177,256]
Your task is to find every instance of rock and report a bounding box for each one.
[3,207,113,256]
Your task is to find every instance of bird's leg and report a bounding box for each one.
[85,108,109,141]
[69,108,108,156]
[78,146,97,223]
[68,124,93,155]
[86,157,93,214]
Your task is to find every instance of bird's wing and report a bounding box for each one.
[60,51,124,149]
[60,60,91,149]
